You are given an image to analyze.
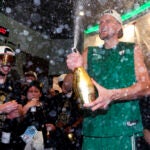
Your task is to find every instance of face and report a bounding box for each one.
[27,86,42,100]
[0,60,11,75]
[99,15,121,40]
[62,74,73,94]
[0,54,14,75]
[62,82,72,94]
[25,76,36,83]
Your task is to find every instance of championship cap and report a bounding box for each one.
[101,9,122,24]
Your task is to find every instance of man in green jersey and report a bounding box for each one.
[66,9,150,150]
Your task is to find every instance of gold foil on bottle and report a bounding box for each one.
[73,67,95,106]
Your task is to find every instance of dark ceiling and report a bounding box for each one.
[0,0,146,40]
[0,0,74,39]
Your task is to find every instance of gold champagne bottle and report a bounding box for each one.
[73,66,95,106]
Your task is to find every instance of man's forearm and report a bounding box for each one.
[111,81,150,101]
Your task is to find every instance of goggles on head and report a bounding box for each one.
[0,46,15,66]
[0,54,15,66]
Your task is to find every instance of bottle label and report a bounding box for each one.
[1,131,11,144]
[21,125,38,143]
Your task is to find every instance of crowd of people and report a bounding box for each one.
[0,46,83,150]
[0,9,150,150]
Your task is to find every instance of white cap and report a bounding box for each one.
[101,9,122,24]
[58,74,67,82]
[0,46,15,56]
[24,71,37,80]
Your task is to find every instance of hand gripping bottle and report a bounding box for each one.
[72,48,95,107]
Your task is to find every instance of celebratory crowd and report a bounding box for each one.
[0,46,83,150]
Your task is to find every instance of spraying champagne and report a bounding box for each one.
[70,0,95,107]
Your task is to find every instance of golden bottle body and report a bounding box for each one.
[73,67,95,106]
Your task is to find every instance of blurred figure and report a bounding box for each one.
[46,87,59,99]
[57,74,67,91]
[138,96,150,149]
[38,72,49,96]
[47,73,83,150]
[24,71,37,84]
[21,81,56,150]
[144,129,150,145]
[20,71,38,103]
[0,46,23,149]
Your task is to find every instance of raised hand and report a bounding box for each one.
[66,51,83,71]
[0,100,18,114]
[7,104,23,119]
[23,99,39,115]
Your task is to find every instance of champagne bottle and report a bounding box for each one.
[72,48,95,107]
[40,103,55,149]
[1,119,12,149]
[30,106,41,131]
[30,106,37,119]
[43,124,53,148]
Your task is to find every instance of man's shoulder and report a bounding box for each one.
[88,46,101,49]
[119,41,135,47]
[86,46,102,52]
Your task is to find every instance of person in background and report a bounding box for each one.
[20,71,38,104]
[57,74,67,93]
[138,95,150,149]
[21,80,56,150]
[0,46,23,149]
[38,72,49,96]
[47,73,83,150]
[24,71,38,84]
[46,87,59,99]
[66,9,150,150]
[144,129,150,146]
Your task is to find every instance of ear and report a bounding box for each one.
[117,23,122,32]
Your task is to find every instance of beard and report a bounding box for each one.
[99,31,109,40]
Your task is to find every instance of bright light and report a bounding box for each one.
[120,24,135,43]
[79,11,84,16]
